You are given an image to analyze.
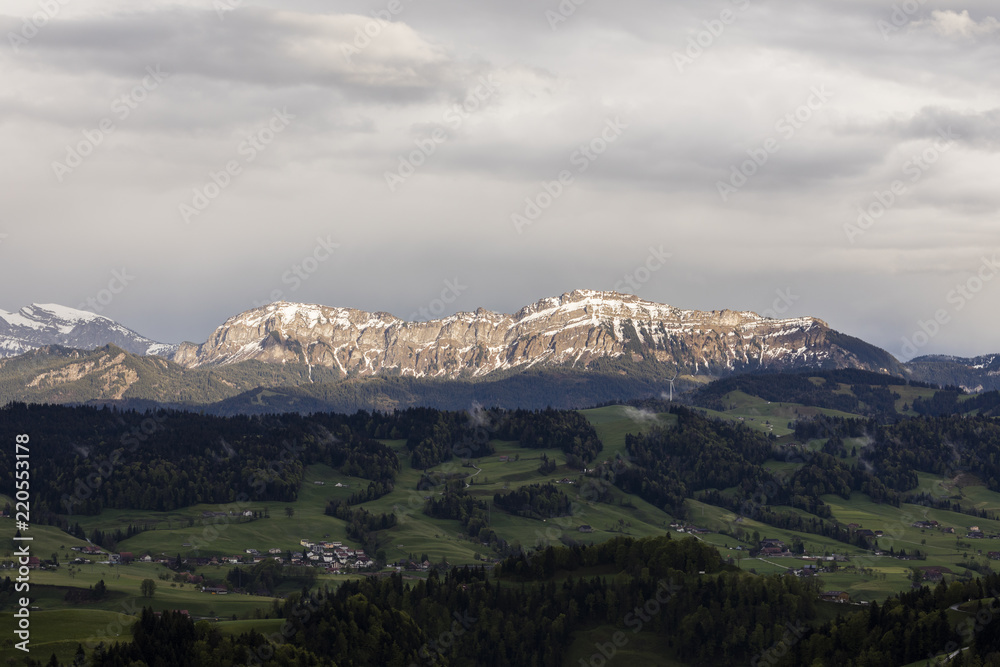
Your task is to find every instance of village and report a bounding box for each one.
[58,537,377,585]
[670,519,1000,606]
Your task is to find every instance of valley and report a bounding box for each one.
[4,376,1000,664]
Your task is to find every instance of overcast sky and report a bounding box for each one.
[1,0,997,360]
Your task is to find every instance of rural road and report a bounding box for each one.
[465,464,482,487]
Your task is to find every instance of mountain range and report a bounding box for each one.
[172,290,899,377]
[0,290,996,412]
[0,303,174,358]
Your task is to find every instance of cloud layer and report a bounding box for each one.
[0,0,997,361]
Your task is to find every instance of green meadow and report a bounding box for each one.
[697,390,862,437]
[3,401,999,664]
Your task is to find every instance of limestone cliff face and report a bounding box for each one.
[14,347,146,400]
[172,290,899,378]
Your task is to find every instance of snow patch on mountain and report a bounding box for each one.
[0,303,176,358]
[172,290,886,379]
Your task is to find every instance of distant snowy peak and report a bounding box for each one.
[173,290,888,378]
[0,303,102,332]
[0,303,175,358]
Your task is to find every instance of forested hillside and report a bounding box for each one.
[79,536,1000,666]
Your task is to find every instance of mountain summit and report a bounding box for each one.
[0,303,174,358]
[3,292,999,411]
[172,290,900,378]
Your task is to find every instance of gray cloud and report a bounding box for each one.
[898,107,1000,150]
[0,0,997,360]
[2,7,472,100]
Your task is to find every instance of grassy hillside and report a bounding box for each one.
[3,397,1000,665]
[0,346,680,413]
[697,389,863,436]
[0,345,334,408]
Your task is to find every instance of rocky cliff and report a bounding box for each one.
[172,290,900,378]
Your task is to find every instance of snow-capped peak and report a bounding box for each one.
[12,304,106,334]
[30,303,103,323]
[0,303,175,359]
[174,290,865,378]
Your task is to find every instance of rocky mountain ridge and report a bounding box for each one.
[905,353,1000,393]
[3,292,999,411]
[172,290,899,378]
[0,303,174,358]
